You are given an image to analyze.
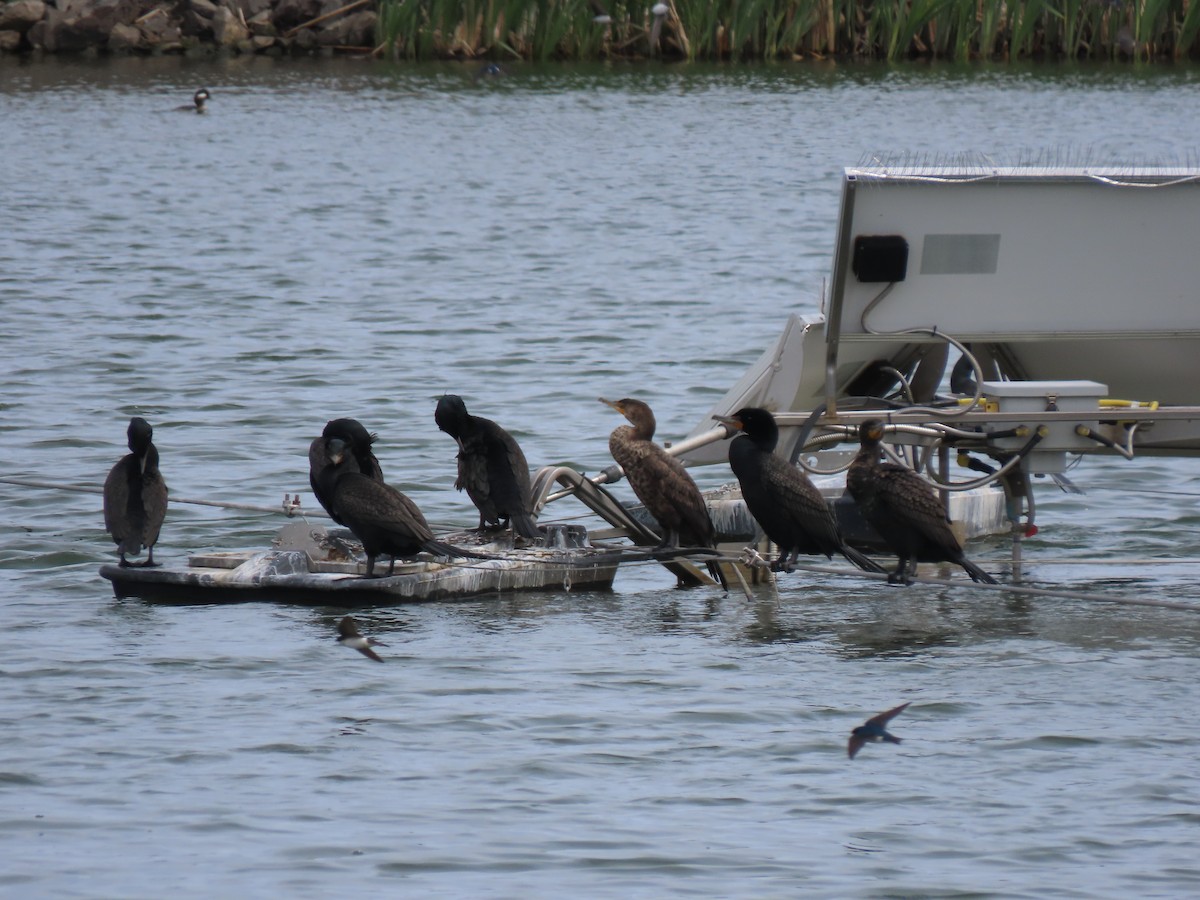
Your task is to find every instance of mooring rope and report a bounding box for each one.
[0,474,567,532]
[0,475,334,519]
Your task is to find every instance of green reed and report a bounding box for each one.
[373,0,1200,62]
[1179,1,1200,58]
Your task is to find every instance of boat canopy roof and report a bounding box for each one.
[685,163,1200,461]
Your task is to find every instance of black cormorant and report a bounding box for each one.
[103,416,168,567]
[600,397,727,590]
[308,418,384,524]
[315,436,477,577]
[713,407,883,574]
[434,394,540,541]
[846,420,997,585]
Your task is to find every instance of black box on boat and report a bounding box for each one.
[852,234,909,283]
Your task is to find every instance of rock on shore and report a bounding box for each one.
[0,0,378,55]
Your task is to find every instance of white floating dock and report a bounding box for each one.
[100,522,623,605]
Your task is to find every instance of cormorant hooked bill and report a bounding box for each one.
[600,397,727,590]
[713,407,884,574]
[103,416,168,567]
[846,420,998,585]
[434,394,540,540]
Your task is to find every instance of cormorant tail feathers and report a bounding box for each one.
[510,511,542,540]
[959,557,998,584]
[842,544,887,574]
[707,559,729,592]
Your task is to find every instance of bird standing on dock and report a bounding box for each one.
[846,420,997,586]
[434,394,540,541]
[599,397,727,590]
[713,407,883,575]
[177,88,210,113]
[308,418,384,525]
[848,702,910,760]
[315,436,478,578]
[336,616,385,662]
[103,416,168,568]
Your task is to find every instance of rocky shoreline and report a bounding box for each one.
[0,0,377,56]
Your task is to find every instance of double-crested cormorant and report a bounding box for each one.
[713,407,883,574]
[600,397,727,590]
[846,420,997,585]
[848,702,910,760]
[315,436,476,577]
[336,615,385,662]
[103,416,168,568]
[434,394,540,541]
[308,418,384,524]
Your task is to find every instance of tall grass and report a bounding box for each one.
[374,0,1200,62]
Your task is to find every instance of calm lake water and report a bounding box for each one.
[4,55,1200,898]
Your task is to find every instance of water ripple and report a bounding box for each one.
[4,56,1200,899]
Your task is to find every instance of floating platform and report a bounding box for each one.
[100,468,1007,606]
[100,522,623,606]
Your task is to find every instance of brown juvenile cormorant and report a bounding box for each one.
[308,418,384,524]
[600,397,727,590]
[315,436,478,577]
[103,416,168,568]
[434,394,540,541]
[713,407,884,575]
[846,419,997,585]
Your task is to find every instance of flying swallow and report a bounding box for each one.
[336,616,386,663]
[848,702,910,759]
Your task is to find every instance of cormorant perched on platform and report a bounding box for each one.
[713,407,884,575]
[103,417,168,568]
[308,418,384,524]
[846,420,997,586]
[599,397,727,590]
[315,436,479,578]
[434,394,540,541]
